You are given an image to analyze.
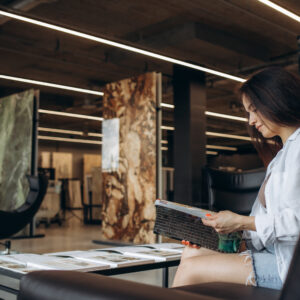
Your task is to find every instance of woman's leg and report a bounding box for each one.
[173,252,255,287]
[181,246,218,260]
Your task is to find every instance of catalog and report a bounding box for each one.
[47,250,155,268]
[141,243,184,253]
[0,257,40,274]
[104,246,182,262]
[0,253,109,272]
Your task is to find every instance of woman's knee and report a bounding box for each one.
[173,257,205,287]
[181,246,217,261]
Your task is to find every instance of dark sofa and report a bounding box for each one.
[17,233,300,300]
[18,270,280,300]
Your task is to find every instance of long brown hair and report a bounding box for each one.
[238,67,300,167]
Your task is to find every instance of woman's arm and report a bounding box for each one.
[202,211,256,234]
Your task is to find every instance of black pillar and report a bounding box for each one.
[298,36,300,75]
[173,65,206,206]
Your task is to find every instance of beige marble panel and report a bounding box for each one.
[52,152,73,179]
[40,152,51,168]
[102,72,157,243]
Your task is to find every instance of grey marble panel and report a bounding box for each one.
[0,89,35,211]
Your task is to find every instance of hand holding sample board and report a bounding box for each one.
[154,200,242,253]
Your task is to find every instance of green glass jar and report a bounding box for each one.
[218,232,242,253]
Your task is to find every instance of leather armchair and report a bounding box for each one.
[205,168,265,215]
[17,270,280,300]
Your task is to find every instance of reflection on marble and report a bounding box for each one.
[102,73,157,243]
[0,90,35,211]
[102,118,119,172]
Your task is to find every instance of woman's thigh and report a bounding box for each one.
[173,252,254,287]
[181,246,219,260]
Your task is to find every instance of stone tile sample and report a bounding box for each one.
[0,89,35,211]
[102,72,157,243]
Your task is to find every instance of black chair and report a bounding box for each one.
[0,174,48,253]
[205,168,265,215]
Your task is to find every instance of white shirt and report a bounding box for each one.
[244,127,300,282]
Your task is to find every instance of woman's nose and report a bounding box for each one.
[249,113,256,126]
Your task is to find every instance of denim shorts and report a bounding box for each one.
[245,240,282,290]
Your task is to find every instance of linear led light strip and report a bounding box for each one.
[0,9,245,83]
[0,74,179,111]
[38,135,102,145]
[39,111,249,140]
[40,109,247,124]
[162,147,218,155]
[159,105,248,122]
[0,75,246,122]
[206,145,237,151]
[258,0,300,23]
[206,151,218,155]
[38,109,103,121]
[206,131,251,141]
[205,111,247,122]
[161,126,250,141]
[0,75,103,96]
[38,127,103,137]
[39,127,167,143]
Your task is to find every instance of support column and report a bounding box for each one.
[173,65,206,206]
[298,36,300,75]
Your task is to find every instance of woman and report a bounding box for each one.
[173,67,300,290]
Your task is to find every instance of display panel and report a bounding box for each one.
[0,89,36,211]
[101,72,160,243]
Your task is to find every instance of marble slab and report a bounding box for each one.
[0,89,35,211]
[102,72,157,243]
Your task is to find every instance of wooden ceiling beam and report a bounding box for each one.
[0,0,56,25]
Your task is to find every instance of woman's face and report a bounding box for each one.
[242,95,281,139]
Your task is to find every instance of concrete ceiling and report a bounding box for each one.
[0,0,299,152]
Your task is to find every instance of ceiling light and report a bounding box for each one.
[161,147,168,151]
[161,140,168,144]
[0,9,245,83]
[38,127,103,137]
[206,145,237,151]
[161,125,175,131]
[38,109,103,121]
[161,103,175,109]
[0,74,103,96]
[38,127,83,136]
[206,131,251,141]
[206,151,218,155]
[38,135,102,145]
[257,0,300,23]
[205,111,247,122]
[87,132,103,137]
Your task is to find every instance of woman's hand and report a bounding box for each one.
[202,210,244,234]
[181,240,200,249]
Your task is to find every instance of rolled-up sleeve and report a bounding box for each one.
[255,208,300,246]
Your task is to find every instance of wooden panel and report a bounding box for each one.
[52,152,73,179]
[67,180,82,208]
[40,152,51,168]
[83,154,101,204]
